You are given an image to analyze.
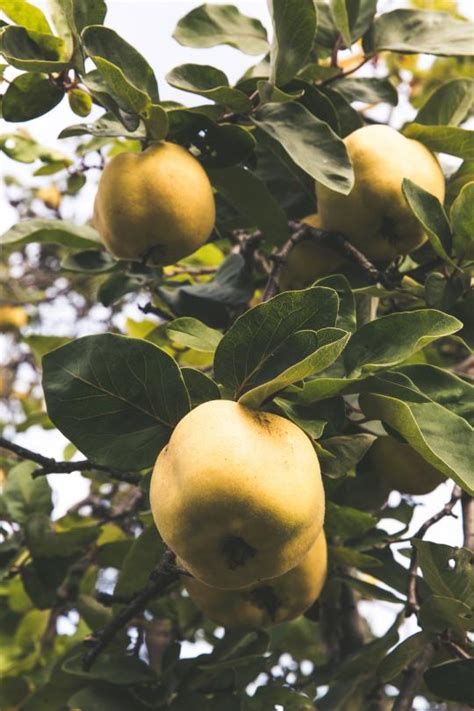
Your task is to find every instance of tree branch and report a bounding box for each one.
[461,491,474,551]
[0,437,141,485]
[406,484,462,615]
[262,221,401,302]
[82,549,184,670]
[392,643,435,711]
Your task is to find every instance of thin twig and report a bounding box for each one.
[82,549,183,670]
[406,484,462,615]
[322,55,375,85]
[0,437,141,485]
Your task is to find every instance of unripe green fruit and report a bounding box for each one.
[68,88,93,117]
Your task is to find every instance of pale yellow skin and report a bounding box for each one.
[0,306,27,330]
[182,531,328,629]
[93,141,215,264]
[150,400,325,589]
[368,436,445,495]
[279,214,347,291]
[316,125,445,262]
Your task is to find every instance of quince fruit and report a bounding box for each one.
[93,141,215,264]
[150,399,324,589]
[316,125,445,262]
[183,531,327,628]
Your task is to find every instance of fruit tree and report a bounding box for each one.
[0,1,473,709]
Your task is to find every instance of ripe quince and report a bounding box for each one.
[183,531,327,628]
[150,400,325,589]
[93,141,215,264]
[316,125,445,262]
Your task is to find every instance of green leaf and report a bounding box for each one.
[97,272,144,307]
[272,398,328,441]
[403,123,474,160]
[239,327,350,408]
[402,178,454,265]
[61,249,117,274]
[325,501,376,540]
[42,334,190,470]
[330,546,382,569]
[2,72,64,121]
[0,26,69,72]
[334,615,401,681]
[0,0,52,33]
[58,112,145,140]
[209,165,290,247]
[24,514,99,558]
[246,686,315,710]
[359,379,474,494]
[424,660,474,705]
[320,433,375,478]
[367,9,474,56]
[0,219,100,251]
[214,286,339,398]
[90,56,150,115]
[114,525,165,601]
[63,653,156,684]
[329,0,351,48]
[319,84,364,137]
[158,254,254,330]
[315,274,357,333]
[23,335,71,362]
[349,0,377,42]
[166,64,251,113]
[446,159,474,209]
[396,364,474,423]
[297,376,355,403]
[337,575,403,604]
[344,309,462,376]
[450,181,474,260]
[269,0,317,86]
[181,368,221,408]
[332,77,398,106]
[173,3,268,55]
[68,0,107,35]
[81,25,158,102]
[413,541,474,604]
[378,632,428,682]
[67,686,147,711]
[415,79,474,127]
[252,101,354,194]
[3,461,52,524]
[419,594,472,637]
[165,317,222,353]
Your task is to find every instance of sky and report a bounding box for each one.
[0,1,471,694]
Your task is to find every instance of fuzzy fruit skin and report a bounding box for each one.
[150,400,324,589]
[0,306,27,330]
[279,214,347,291]
[182,531,327,629]
[367,436,445,495]
[93,142,215,264]
[316,125,445,262]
